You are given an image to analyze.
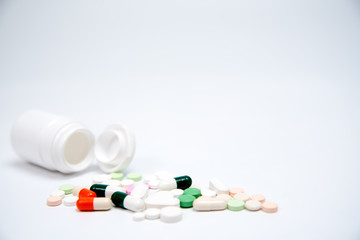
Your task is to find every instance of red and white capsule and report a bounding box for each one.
[76,197,112,211]
[72,186,97,198]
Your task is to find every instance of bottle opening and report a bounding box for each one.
[63,131,93,166]
[95,130,124,164]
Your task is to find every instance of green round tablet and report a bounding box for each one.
[58,184,74,195]
[227,199,245,211]
[179,194,196,208]
[126,172,142,182]
[183,188,202,198]
[110,172,124,181]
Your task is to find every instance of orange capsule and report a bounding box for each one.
[76,197,112,211]
[72,186,97,198]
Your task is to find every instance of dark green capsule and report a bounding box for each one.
[90,184,108,197]
[175,175,192,190]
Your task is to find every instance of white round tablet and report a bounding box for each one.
[133,212,145,221]
[120,179,135,188]
[160,207,182,223]
[63,196,79,207]
[145,208,160,220]
[92,174,111,184]
[50,190,65,198]
[108,180,122,187]
[170,189,184,198]
[245,200,262,211]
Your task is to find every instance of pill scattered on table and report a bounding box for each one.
[127,172,142,182]
[250,194,266,203]
[47,171,278,223]
[58,184,74,195]
[233,192,250,201]
[50,190,65,198]
[229,187,244,197]
[145,208,160,220]
[227,199,245,211]
[262,201,278,213]
[178,194,196,208]
[245,200,262,211]
[160,207,182,223]
[63,196,79,206]
[47,196,62,206]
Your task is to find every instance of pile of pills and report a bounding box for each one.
[47,171,278,223]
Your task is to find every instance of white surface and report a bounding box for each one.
[0,0,360,239]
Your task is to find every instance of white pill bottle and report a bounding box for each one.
[11,110,136,173]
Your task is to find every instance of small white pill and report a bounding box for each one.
[145,208,160,220]
[120,179,135,188]
[160,207,182,223]
[201,188,217,197]
[133,212,145,221]
[108,180,122,187]
[170,189,184,198]
[92,174,111,184]
[209,178,229,194]
[50,190,65,198]
[63,196,79,206]
[193,196,227,211]
[149,179,160,189]
[143,174,158,184]
[245,200,262,211]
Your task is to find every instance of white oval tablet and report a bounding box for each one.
[145,208,160,220]
[133,212,145,221]
[63,196,79,206]
[209,178,229,194]
[160,207,182,223]
[153,191,174,199]
[245,200,262,211]
[193,197,227,211]
[201,188,217,197]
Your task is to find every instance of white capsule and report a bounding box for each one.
[131,184,149,199]
[145,196,180,209]
[123,195,146,212]
[158,178,177,190]
[209,178,229,194]
[193,196,227,211]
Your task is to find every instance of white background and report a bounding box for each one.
[1,0,360,239]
